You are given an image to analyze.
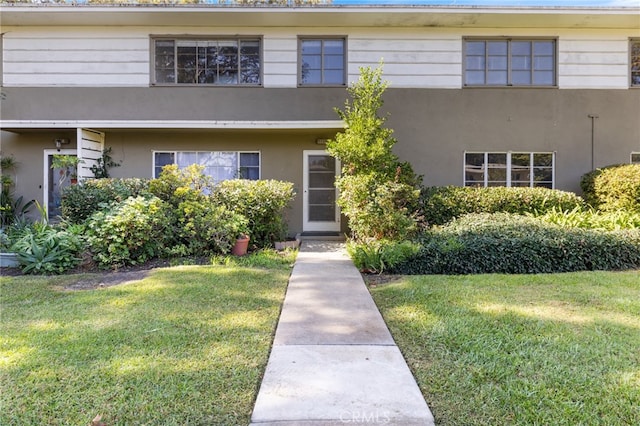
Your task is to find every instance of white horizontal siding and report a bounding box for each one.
[348,36,462,88]
[263,36,297,88]
[558,38,630,89]
[3,30,149,87]
[2,26,637,89]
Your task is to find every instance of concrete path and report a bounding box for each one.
[250,241,434,426]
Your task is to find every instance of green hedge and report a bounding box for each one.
[392,213,640,274]
[580,164,640,212]
[61,178,150,223]
[212,180,295,248]
[420,186,585,226]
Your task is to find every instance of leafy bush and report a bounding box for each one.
[580,164,640,212]
[175,199,248,255]
[327,64,422,242]
[347,239,420,274]
[12,222,85,274]
[212,179,295,248]
[537,207,640,230]
[86,196,172,268]
[61,178,150,223]
[149,164,213,208]
[421,186,585,226]
[338,174,420,241]
[393,213,640,274]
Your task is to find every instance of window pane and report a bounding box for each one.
[240,167,259,180]
[302,69,321,84]
[534,153,553,167]
[487,41,507,55]
[324,40,344,55]
[511,41,531,55]
[632,42,640,86]
[466,56,485,70]
[534,41,554,56]
[324,70,344,85]
[533,71,554,85]
[487,56,507,71]
[302,55,322,69]
[534,168,553,183]
[466,41,485,55]
[487,70,507,85]
[177,152,197,167]
[511,153,530,167]
[301,40,322,54]
[325,54,345,69]
[512,56,531,71]
[631,153,640,164]
[155,69,175,84]
[512,71,531,85]
[466,153,485,166]
[534,56,554,71]
[465,71,485,85]
[240,153,259,167]
[488,153,507,165]
[154,152,175,178]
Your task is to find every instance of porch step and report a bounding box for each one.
[296,232,346,242]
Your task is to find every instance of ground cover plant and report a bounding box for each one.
[370,272,640,425]
[0,249,296,425]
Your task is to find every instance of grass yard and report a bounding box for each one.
[371,271,640,426]
[0,251,296,425]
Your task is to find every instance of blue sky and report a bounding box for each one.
[332,1,640,6]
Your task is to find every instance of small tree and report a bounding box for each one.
[327,64,421,242]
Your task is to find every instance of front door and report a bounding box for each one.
[43,149,77,221]
[303,150,340,233]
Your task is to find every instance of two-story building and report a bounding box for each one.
[1,4,639,233]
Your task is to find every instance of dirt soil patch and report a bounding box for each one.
[362,273,403,287]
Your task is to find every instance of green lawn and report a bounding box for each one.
[371,271,640,426]
[0,251,295,425]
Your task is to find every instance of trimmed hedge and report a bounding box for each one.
[61,178,150,223]
[580,164,640,212]
[392,213,640,274]
[420,186,585,226]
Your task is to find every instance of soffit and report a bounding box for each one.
[1,5,639,29]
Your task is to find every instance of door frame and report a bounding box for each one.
[43,149,76,220]
[302,149,340,233]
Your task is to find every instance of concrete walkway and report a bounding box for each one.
[250,241,434,426]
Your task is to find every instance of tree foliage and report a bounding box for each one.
[327,64,421,242]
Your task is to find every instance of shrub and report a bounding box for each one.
[212,179,295,248]
[347,239,421,274]
[421,186,585,226]
[580,164,640,212]
[12,222,85,274]
[392,213,640,274]
[61,178,150,223]
[327,63,422,241]
[338,174,420,241]
[537,207,640,231]
[86,196,172,268]
[149,164,213,208]
[175,199,248,255]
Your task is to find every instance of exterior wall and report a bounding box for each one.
[2,26,637,89]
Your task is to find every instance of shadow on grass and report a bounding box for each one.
[1,265,290,425]
[371,272,640,426]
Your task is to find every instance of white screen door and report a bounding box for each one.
[303,150,340,232]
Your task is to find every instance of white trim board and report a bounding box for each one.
[1,120,346,130]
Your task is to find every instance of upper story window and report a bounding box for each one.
[464,152,554,188]
[299,38,346,86]
[154,151,260,183]
[631,39,640,87]
[464,38,556,87]
[152,37,261,85]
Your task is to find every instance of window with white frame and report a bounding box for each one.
[464,38,556,87]
[632,152,640,164]
[464,152,554,188]
[152,37,261,85]
[299,38,346,86]
[154,151,260,183]
[631,39,640,87]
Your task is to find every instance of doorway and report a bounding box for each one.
[302,150,340,233]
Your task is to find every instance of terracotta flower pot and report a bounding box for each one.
[232,235,250,256]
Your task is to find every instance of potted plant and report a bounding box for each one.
[51,154,82,188]
[230,214,251,256]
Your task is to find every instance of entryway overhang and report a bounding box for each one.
[0,120,346,133]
